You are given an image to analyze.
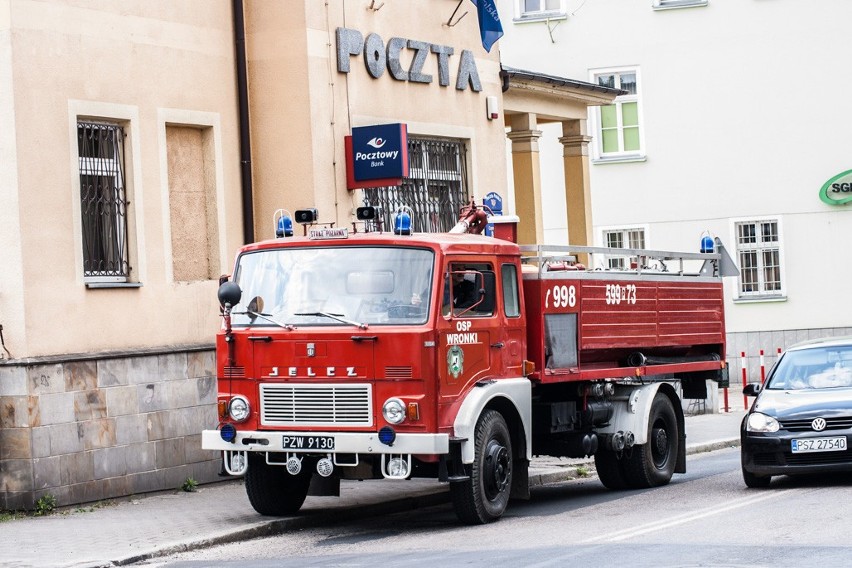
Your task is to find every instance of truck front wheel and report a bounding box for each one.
[245,453,312,516]
[622,393,678,488]
[451,409,513,524]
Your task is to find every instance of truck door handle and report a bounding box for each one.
[248,336,272,342]
[351,335,378,342]
[490,342,504,348]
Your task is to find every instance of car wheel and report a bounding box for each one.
[742,465,771,489]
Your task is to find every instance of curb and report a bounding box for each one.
[109,489,452,567]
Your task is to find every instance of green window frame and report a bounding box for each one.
[593,70,642,158]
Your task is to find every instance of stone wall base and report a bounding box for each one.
[0,346,220,511]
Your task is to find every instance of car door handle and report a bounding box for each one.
[490,342,504,348]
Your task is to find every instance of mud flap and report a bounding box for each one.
[510,458,530,500]
[441,436,470,483]
[676,429,687,474]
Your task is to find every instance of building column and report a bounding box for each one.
[559,119,593,261]
[507,113,544,246]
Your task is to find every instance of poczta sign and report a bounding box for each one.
[820,169,852,205]
[336,27,482,92]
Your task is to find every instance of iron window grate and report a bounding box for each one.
[364,137,469,233]
[78,121,130,279]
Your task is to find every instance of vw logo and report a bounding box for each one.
[811,417,827,431]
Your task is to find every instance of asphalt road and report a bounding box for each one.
[143,447,852,568]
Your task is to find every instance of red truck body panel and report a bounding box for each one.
[522,267,725,384]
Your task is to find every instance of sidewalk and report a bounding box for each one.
[1,409,745,568]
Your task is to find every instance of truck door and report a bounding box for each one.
[437,260,499,403]
[499,260,526,378]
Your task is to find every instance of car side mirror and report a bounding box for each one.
[743,382,762,397]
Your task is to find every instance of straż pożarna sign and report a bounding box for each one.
[820,170,852,205]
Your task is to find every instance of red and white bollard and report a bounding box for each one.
[760,349,766,384]
[741,351,748,410]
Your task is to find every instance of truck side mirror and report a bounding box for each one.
[477,271,496,313]
[218,281,242,309]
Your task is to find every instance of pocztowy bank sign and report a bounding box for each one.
[336,27,482,92]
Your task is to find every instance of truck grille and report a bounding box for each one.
[259,383,373,427]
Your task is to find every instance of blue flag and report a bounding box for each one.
[470,0,503,53]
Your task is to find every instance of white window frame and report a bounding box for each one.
[729,216,787,302]
[653,0,708,11]
[598,225,648,271]
[513,0,566,22]
[589,67,646,163]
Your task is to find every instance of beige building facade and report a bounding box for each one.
[0,0,611,509]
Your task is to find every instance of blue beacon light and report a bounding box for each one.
[277,215,293,238]
[393,207,413,235]
[700,234,715,253]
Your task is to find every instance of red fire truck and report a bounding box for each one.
[202,203,733,524]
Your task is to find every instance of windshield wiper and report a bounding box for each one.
[235,310,296,331]
[293,311,368,330]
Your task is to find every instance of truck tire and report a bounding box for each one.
[245,453,312,516]
[742,466,771,489]
[622,393,678,488]
[594,449,628,490]
[450,409,513,524]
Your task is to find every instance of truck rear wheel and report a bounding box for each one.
[245,453,312,516]
[451,409,513,524]
[622,393,678,488]
[594,449,628,489]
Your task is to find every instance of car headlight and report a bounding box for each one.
[382,398,406,425]
[228,395,251,422]
[746,412,779,433]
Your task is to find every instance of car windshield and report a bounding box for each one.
[230,246,434,327]
[767,346,852,390]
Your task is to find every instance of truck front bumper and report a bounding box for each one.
[201,429,449,455]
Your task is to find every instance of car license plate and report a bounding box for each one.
[791,436,847,453]
[282,435,335,451]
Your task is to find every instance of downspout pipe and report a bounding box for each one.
[233,0,254,244]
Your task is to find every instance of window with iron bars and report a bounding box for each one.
[363,137,470,233]
[78,121,130,281]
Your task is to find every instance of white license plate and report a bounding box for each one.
[791,436,847,453]
[283,435,335,451]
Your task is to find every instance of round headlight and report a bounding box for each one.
[229,396,251,422]
[382,398,406,425]
[746,412,779,433]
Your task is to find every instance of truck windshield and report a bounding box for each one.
[230,246,435,327]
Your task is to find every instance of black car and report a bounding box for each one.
[741,336,852,488]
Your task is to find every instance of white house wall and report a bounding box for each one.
[498,0,852,337]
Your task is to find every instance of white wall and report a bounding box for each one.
[498,0,852,334]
